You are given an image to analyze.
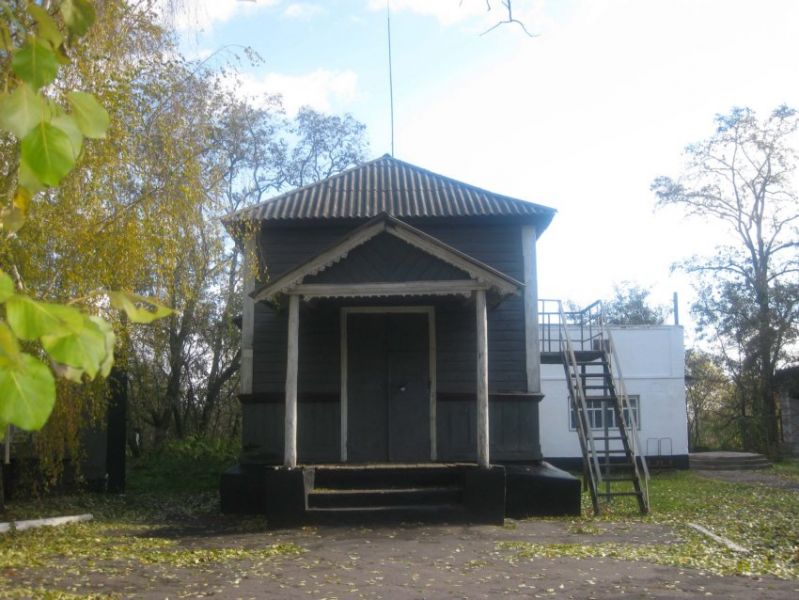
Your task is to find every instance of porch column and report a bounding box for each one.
[284,294,299,468]
[476,288,490,467]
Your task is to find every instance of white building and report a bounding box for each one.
[539,324,689,469]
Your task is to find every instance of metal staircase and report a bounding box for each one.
[539,300,649,515]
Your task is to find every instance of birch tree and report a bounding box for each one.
[652,106,799,454]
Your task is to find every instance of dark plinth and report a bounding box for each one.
[263,467,313,526]
[220,464,312,523]
[220,464,270,514]
[221,461,581,524]
[504,462,581,517]
[463,465,506,524]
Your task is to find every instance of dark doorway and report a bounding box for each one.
[347,312,431,462]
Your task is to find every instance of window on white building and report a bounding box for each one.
[569,395,640,430]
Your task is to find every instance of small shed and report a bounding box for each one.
[221,155,579,523]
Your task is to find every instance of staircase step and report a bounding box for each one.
[313,466,464,490]
[307,486,462,509]
[305,504,470,525]
[689,452,772,471]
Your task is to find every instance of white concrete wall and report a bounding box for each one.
[539,325,689,458]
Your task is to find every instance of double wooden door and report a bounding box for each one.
[347,312,430,462]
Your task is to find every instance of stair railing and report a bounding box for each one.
[555,300,603,513]
[604,328,650,509]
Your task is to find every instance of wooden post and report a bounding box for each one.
[475,289,489,468]
[284,294,299,468]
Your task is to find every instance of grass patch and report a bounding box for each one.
[503,470,799,579]
[0,437,302,598]
[773,458,799,481]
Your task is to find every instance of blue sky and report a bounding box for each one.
[176,0,799,337]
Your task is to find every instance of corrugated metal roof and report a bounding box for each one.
[225,155,555,227]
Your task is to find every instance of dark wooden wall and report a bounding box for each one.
[241,219,541,464]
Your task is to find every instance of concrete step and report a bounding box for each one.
[307,485,463,509]
[305,504,471,525]
[689,452,772,471]
[312,465,465,490]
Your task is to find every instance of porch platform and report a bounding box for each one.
[220,461,580,525]
[541,350,603,365]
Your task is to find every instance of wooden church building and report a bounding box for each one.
[221,155,580,523]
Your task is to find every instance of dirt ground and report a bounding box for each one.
[6,517,799,599]
[4,468,799,598]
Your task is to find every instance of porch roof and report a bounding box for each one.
[251,213,523,303]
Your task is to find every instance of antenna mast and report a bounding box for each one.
[387,0,395,156]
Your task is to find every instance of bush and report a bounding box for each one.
[128,436,238,494]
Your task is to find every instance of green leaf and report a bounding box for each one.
[28,4,64,49]
[0,270,14,302]
[109,291,174,324]
[0,321,21,368]
[0,83,45,138]
[0,353,56,431]
[51,114,83,159]
[52,362,85,383]
[89,316,116,378]
[67,92,109,139]
[60,0,96,37]
[21,122,75,186]
[5,294,84,341]
[41,316,106,379]
[18,160,46,194]
[12,38,58,90]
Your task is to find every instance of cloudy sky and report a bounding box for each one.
[176,0,799,338]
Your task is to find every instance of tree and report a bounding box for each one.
[285,107,368,188]
[123,87,370,448]
[684,349,736,451]
[652,106,799,455]
[0,0,181,503]
[0,1,371,497]
[603,282,668,325]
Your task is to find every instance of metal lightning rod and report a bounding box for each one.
[387,0,395,156]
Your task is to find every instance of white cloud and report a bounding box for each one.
[226,69,360,113]
[283,3,325,20]
[367,0,553,33]
[368,0,483,25]
[162,0,280,32]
